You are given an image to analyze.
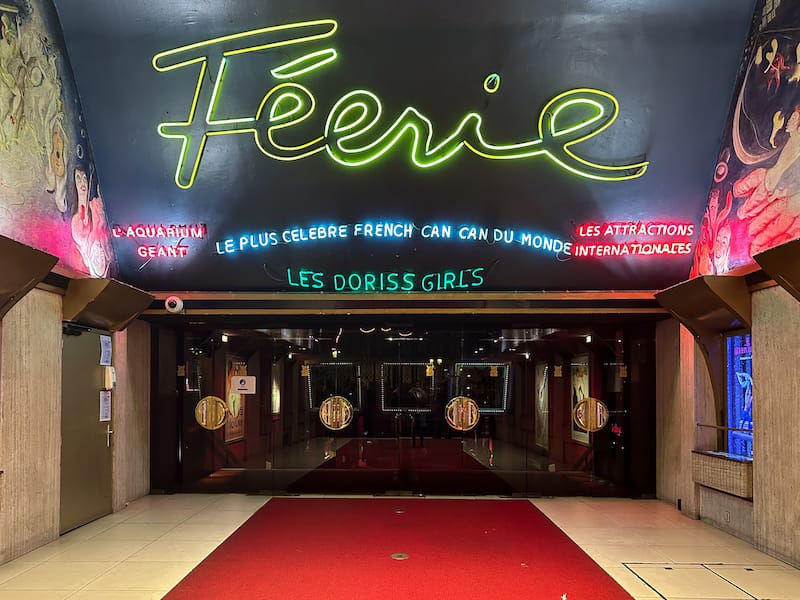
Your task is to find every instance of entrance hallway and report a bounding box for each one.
[0,494,797,599]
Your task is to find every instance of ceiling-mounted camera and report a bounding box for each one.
[165,296,184,313]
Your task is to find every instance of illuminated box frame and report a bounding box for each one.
[380,362,435,413]
[306,362,362,410]
[453,362,510,414]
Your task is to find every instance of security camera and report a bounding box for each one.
[165,296,184,313]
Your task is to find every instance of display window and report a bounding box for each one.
[725,332,753,459]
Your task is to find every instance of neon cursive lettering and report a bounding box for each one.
[153,19,648,188]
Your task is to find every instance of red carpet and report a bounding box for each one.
[164,498,633,600]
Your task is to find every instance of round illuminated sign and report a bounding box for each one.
[194,395,227,430]
[572,397,609,433]
[319,395,354,431]
[445,396,480,431]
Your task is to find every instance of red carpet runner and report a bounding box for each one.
[164,498,633,600]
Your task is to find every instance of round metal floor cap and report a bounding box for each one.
[391,553,409,560]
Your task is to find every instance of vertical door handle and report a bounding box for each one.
[106,424,114,448]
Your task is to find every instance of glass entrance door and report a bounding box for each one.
[175,324,652,498]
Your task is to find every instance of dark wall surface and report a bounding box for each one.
[53,0,755,292]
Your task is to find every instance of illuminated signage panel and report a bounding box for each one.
[152,20,648,189]
[54,1,756,292]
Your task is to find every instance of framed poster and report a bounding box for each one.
[570,354,590,445]
[534,362,549,450]
[224,356,247,443]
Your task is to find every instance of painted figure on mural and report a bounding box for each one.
[0,1,117,277]
[70,166,113,277]
[692,27,800,276]
[0,5,69,210]
[0,12,24,148]
[733,106,800,255]
[691,187,732,276]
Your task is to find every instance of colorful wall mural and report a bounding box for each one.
[693,1,800,276]
[0,0,115,277]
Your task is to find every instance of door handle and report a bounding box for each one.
[106,424,114,448]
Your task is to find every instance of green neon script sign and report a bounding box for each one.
[153,19,649,189]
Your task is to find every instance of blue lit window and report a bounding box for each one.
[726,333,753,459]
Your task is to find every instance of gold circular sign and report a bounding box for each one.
[194,395,227,430]
[572,397,609,433]
[445,396,480,431]
[319,395,353,431]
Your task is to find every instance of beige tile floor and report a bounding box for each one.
[0,494,798,599]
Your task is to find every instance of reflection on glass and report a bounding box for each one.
[380,362,434,412]
[307,362,361,409]
[453,362,509,414]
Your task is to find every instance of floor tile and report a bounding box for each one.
[602,566,662,598]
[158,523,239,542]
[14,539,78,563]
[89,524,175,542]
[208,495,269,511]
[0,561,115,591]
[48,540,150,562]
[707,564,800,599]
[68,591,167,599]
[581,544,673,567]
[122,511,196,525]
[83,561,196,591]
[0,561,38,585]
[627,564,751,599]
[0,592,74,599]
[127,540,219,562]
[180,509,252,526]
[651,544,784,565]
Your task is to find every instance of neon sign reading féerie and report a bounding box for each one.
[152,19,649,189]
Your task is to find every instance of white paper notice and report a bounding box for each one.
[100,390,112,422]
[100,335,113,366]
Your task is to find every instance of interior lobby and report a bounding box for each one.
[2,0,800,598]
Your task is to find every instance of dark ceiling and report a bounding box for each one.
[52,0,756,293]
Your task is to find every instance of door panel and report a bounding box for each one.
[60,331,112,533]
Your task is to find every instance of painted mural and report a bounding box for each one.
[0,0,115,277]
[692,1,800,276]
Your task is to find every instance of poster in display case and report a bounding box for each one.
[535,362,549,450]
[726,333,753,459]
[224,356,247,443]
[570,354,590,445]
